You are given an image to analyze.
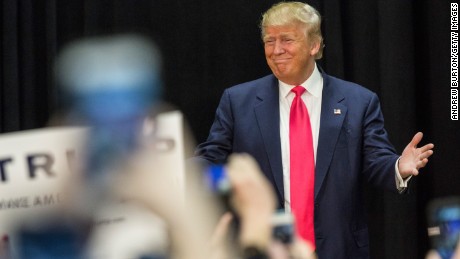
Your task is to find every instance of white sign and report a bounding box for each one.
[0,110,186,258]
[0,127,87,231]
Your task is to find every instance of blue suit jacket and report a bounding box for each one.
[195,71,400,258]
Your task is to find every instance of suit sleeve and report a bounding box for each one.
[194,89,234,164]
[361,93,400,192]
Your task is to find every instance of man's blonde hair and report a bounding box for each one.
[260,2,324,59]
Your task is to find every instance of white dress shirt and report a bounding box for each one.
[279,64,323,210]
[279,64,410,211]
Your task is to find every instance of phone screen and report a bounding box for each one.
[205,165,231,194]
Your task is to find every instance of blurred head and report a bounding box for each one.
[260,2,323,85]
[54,34,164,191]
[55,34,162,123]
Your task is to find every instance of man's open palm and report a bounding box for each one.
[398,132,434,179]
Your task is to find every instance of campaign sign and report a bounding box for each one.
[0,126,87,234]
[0,111,186,258]
[86,110,186,258]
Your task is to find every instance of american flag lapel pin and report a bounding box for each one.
[334,109,341,115]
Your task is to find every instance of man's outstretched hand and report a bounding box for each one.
[398,132,434,179]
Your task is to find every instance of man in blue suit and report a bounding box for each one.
[195,2,434,258]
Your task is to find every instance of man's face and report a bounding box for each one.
[263,23,319,85]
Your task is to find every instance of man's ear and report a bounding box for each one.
[309,40,321,56]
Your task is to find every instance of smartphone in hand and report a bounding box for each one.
[427,196,460,259]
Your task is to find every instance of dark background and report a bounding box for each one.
[1,0,459,258]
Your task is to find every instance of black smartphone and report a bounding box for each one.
[272,210,295,244]
[427,196,460,259]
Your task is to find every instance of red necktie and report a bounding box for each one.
[289,85,315,248]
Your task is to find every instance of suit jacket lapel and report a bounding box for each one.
[254,76,284,200]
[315,74,347,198]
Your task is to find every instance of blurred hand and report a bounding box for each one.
[113,142,219,259]
[268,237,316,259]
[216,154,318,259]
[209,212,234,259]
[289,238,316,259]
[425,238,460,259]
[226,153,277,250]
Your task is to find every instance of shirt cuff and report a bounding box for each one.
[395,157,412,192]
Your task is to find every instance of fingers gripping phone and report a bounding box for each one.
[205,165,295,244]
